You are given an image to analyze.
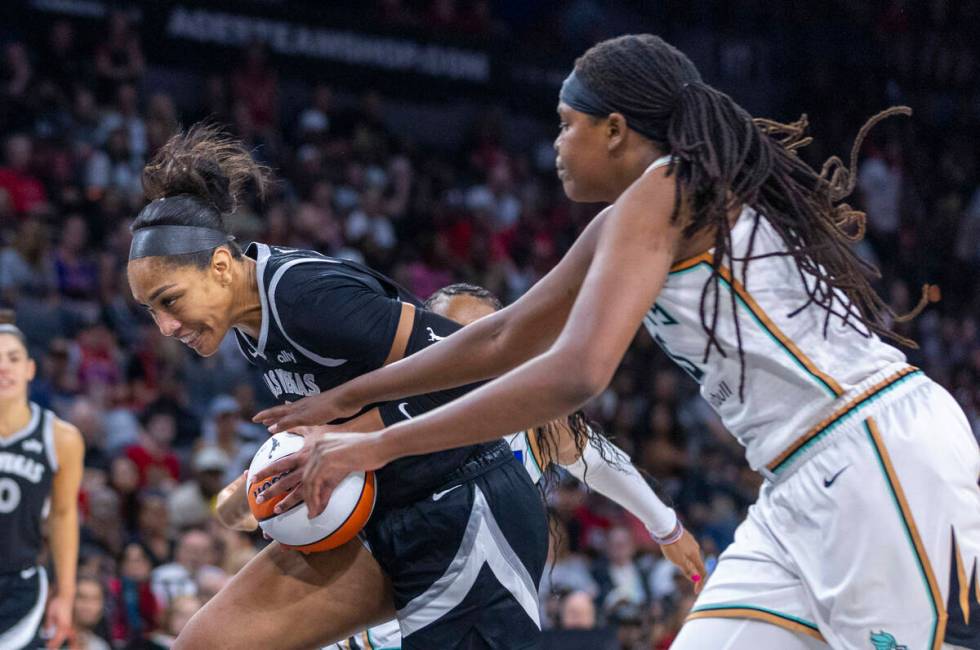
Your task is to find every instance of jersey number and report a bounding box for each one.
[0,478,21,513]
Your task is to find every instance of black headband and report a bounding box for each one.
[129,225,234,260]
[559,69,668,142]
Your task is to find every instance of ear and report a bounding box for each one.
[26,358,36,383]
[210,247,234,287]
[606,112,628,152]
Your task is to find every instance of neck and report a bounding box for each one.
[605,145,664,201]
[230,256,263,339]
[0,399,32,437]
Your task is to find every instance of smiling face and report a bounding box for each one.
[127,250,240,357]
[0,334,34,403]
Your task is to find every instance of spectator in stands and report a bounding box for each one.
[94,10,145,100]
[591,526,654,609]
[167,446,231,530]
[72,575,113,650]
[125,409,181,489]
[135,490,172,565]
[108,543,158,645]
[0,133,47,215]
[560,590,597,629]
[150,529,214,607]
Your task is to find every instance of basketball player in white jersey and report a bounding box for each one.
[255,34,980,649]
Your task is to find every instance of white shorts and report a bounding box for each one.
[689,369,980,649]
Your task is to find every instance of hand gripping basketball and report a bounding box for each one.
[248,432,376,553]
[302,431,388,519]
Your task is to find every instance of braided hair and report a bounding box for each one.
[574,35,929,397]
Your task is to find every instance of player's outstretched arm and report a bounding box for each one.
[552,425,706,591]
[253,209,611,433]
[290,167,685,518]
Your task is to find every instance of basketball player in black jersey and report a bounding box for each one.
[0,312,84,649]
[126,126,548,650]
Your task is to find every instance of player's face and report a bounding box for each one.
[128,251,238,358]
[0,334,34,402]
[430,294,497,326]
[555,103,615,203]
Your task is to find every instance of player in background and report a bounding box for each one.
[0,311,84,649]
[255,34,980,649]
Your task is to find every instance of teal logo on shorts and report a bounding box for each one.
[870,631,907,650]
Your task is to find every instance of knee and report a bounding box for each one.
[172,606,215,650]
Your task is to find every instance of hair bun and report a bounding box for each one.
[142,123,269,217]
[0,308,16,325]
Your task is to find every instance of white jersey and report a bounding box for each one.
[642,156,907,474]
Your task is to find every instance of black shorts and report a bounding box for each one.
[363,441,548,650]
[0,566,47,650]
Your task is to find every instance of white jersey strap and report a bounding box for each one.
[645,155,673,174]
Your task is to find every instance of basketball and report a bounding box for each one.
[245,433,376,554]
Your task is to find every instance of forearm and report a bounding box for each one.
[342,312,542,410]
[377,346,594,462]
[215,475,256,531]
[564,438,678,539]
[50,511,79,599]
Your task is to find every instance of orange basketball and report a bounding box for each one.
[246,433,376,554]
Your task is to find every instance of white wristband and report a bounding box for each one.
[651,518,684,546]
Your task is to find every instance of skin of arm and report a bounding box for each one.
[364,167,682,465]
[45,419,84,649]
[252,208,611,432]
[254,167,683,514]
[215,474,257,532]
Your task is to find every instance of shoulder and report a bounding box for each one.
[268,254,372,303]
[51,416,84,466]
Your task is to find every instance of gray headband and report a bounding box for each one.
[129,225,234,260]
[0,323,26,344]
[559,69,669,142]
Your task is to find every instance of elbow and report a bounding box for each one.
[552,346,613,408]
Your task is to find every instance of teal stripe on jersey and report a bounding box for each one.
[691,603,821,632]
[668,261,839,398]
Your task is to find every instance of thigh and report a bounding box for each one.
[780,385,980,649]
[689,503,827,644]
[175,539,394,650]
[672,617,829,650]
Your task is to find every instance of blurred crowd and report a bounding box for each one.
[1,2,977,648]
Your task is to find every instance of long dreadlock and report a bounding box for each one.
[574,35,931,398]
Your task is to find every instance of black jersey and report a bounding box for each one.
[0,403,57,573]
[234,243,493,510]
